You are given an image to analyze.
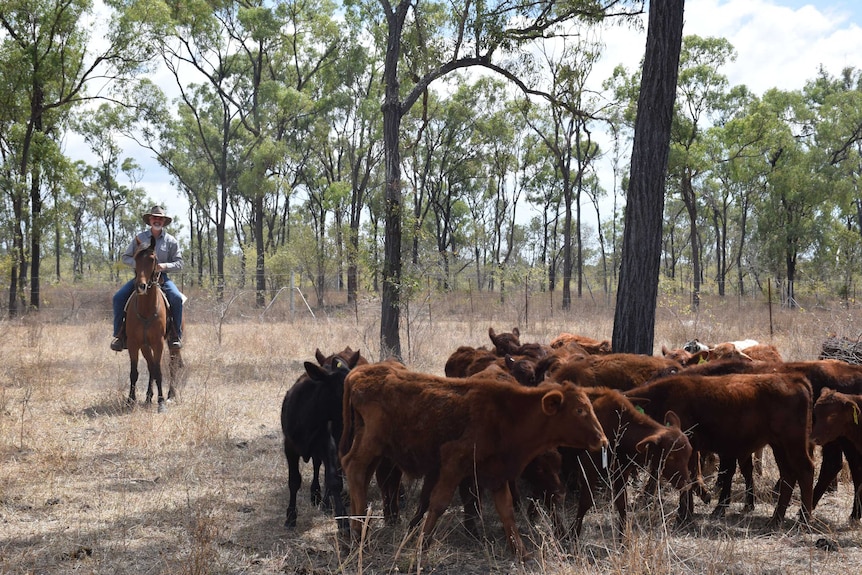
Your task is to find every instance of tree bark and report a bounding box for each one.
[612,0,685,355]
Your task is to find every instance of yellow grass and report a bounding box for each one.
[0,290,861,574]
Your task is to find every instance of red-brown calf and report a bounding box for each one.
[339,362,608,559]
[625,372,814,526]
[564,387,693,537]
[548,353,682,391]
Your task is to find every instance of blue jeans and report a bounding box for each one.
[113,277,184,339]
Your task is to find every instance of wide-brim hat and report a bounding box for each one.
[142,205,173,226]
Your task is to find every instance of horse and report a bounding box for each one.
[125,235,181,411]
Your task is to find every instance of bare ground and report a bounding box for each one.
[1,298,862,575]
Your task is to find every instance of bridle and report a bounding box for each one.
[134,247,161,294]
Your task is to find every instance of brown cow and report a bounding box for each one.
[812,388,862,450]
[681,357,862,520]
[563,387,693,537]
[670,339,783,364]
[339,362,608,558]
[625,372,814,526]
[488,326,522,356]
[547,353,682,391]
[444,345,496,377]
[550,332,613,355]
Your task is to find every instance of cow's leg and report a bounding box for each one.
[310,455,323,507]
[341,435,379,539]
[843,444,862,522]
[323,435,349,532]
[375,457,403,525]
[285,449,302,528]
[767,445,805,527]
[573,458,599,537]
[711,454,737,518]
[739,454,756,513]
[420,473,461,545]
[408,473,438,530]
[611,469,629,539]
[458,477,482,536]
[813,442,845,509]
[491,484,530,560]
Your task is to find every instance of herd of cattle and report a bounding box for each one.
[280,327,862,559]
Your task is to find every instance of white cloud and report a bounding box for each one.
[600,0,862,95]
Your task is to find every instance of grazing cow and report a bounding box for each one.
[281,360,349,530]
[625,372,814,526]
[488,326,549,360]
[812,388,862,449]
[280,348,364,530]
[444,345,496,377]
[550,333,613,355]
[488,326,523,356]
[681,357,862,520]
[674,339,783,364]
[339,362,608,558]
[563,387,693,537]
[445,345,540,386]
[547,353,682,391]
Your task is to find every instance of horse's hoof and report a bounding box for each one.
[158,403,167,414]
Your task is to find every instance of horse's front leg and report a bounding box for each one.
[127,352,140,406]
[154,365,166,413]
[167,349,183,400]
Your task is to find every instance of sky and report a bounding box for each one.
[88,0,862,239]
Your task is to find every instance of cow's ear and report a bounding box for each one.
[541,389,565,415]
[665,410,682,429]
[488,327,497,340]
[347,349,361,367]
[315,349,327,365]
[661,345,670,356]
[693,350,710,364]
[512,327,520,338]
[304,361,326,380]
[599,341,612,353]
[635,434,660,454]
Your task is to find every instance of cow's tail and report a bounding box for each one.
[339,372,357,459]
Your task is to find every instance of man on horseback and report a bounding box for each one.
[111,206,185,351]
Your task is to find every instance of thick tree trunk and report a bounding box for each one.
[612,0,685,355]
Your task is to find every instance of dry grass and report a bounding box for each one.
[1,292,862,574]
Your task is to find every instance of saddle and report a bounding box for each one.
[117,290,175,348]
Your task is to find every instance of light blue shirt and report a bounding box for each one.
[121,229,184,273]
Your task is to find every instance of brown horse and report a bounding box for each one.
[125,235,180,411]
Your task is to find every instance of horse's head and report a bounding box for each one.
[133,236,159,295]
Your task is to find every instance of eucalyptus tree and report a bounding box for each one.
[612,0,684,355]
[752,88,823,307]
[345,0,643,358]
[666,35,736,308]
[524,29,604,309]
[800,67,862,298]
[474,91,530,297]
[129,0,345,302]
[523,134,562,291]
[401,75,481,289]
[0,0,153,315]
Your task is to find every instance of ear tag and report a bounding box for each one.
[635,406,645,414]
[601,446,608,469]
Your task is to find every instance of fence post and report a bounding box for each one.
[768,278,773,337]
